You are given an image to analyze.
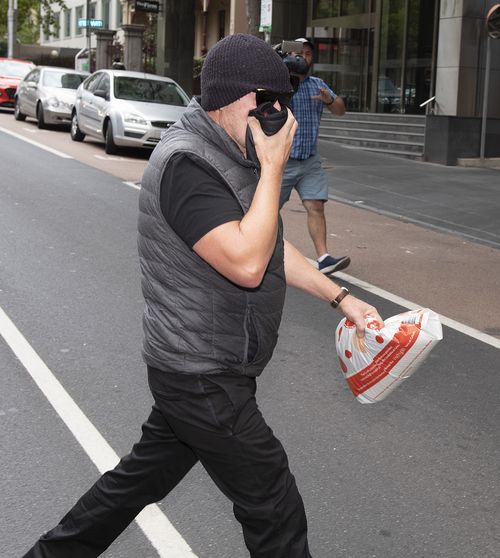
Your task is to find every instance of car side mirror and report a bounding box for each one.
[94,89,109,100]
[26,81,37,88]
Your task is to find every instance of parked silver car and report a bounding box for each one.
[14,66,88,128]
[70,69,190,154]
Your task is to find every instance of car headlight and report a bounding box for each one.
[123,113,148,126]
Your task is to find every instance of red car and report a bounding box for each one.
[0,58,35,109]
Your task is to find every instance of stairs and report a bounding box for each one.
[319,112,426,160]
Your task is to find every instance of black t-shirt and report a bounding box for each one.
[160,153,243,248]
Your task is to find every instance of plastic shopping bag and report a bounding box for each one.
[335,308,443,404]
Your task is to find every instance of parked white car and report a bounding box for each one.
[70,69,190,154]
[15,66,88,127]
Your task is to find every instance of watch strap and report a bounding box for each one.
[330,287,350,308]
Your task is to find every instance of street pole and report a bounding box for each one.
[87,0,92,71]
[201,0,209,56]
[480,4,500,161]
[7,0,17,59]
[479,36,491,161]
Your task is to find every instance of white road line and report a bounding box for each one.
[94,154,144,163]
[123,181,141,190]
[0,127,73,159]
[0,305,197,558]
[1,256,498,557]
[334,270,500,349]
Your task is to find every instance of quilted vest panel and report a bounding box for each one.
[137,98,286,376]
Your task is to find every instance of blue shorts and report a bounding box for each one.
[280,153,329,208]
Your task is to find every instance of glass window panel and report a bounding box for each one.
[340,0,369,16]
[52,12,61,38]
[377,0,404,112]
[75,5,84,36]
[404,0,435,113]
[84,73,103,92]
[42,70,86,89]
[114,77,189,106]
[102,0,110,28]
[311,0,437,113]
[64,9,71,37]
[99,74,110,94]
[117,2,123,27]
[313,0,339,19]
[218,10,226,40]
[314,26,370,112]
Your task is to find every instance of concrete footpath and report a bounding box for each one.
[280,141,500,339]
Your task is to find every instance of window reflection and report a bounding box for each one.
[340,0,370,16]
[313,0,372,18]
[315,28,371,112]
[313,0,339,19]
[404,0,435,113]
[311,0,436,113]
[378,0,404,112]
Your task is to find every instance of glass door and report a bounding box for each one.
[403,0,438,113]
[311,1,375,112]
[377,0,438,113]
[310,0,438,113]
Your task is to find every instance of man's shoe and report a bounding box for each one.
[317,255,351,275]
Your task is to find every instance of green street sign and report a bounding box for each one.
[78,18,104,29]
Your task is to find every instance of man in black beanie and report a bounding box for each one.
[22,34,381,558]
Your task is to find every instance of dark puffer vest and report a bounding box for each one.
[137,98,286,376]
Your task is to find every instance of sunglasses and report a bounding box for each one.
[255,89,293,107]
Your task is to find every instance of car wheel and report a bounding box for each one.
[14,99,26,121]
[36,103,47,129]
[104,121,119,155]
[70,112,85,142]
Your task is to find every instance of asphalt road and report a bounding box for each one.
[1,111,499,558]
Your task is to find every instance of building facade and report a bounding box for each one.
[34,0,500,163]
[39,0,124,49]
[191,0,499,163]
[38,1,163,73]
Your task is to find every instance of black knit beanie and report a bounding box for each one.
[201,34,293,111]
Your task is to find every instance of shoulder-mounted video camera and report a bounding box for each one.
[245,41,310,165]
[274,40,311,92]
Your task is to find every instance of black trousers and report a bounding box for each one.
[23,368,312,558]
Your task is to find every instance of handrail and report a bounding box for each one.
[419,96,436,108]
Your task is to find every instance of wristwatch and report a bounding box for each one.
[325,93,336,106]
[329,287,350,308]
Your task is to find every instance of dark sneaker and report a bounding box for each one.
[318,255,351,275]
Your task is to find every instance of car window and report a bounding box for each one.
[378,77,398,95]
[0,60,34,78]
[42,70,86,89]
[114,77,188,106]
[60,73,86,89]
[84,73,104,92]
[99,74,110,94]
[26,69,40,83]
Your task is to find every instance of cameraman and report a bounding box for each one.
[280,38,349,275]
